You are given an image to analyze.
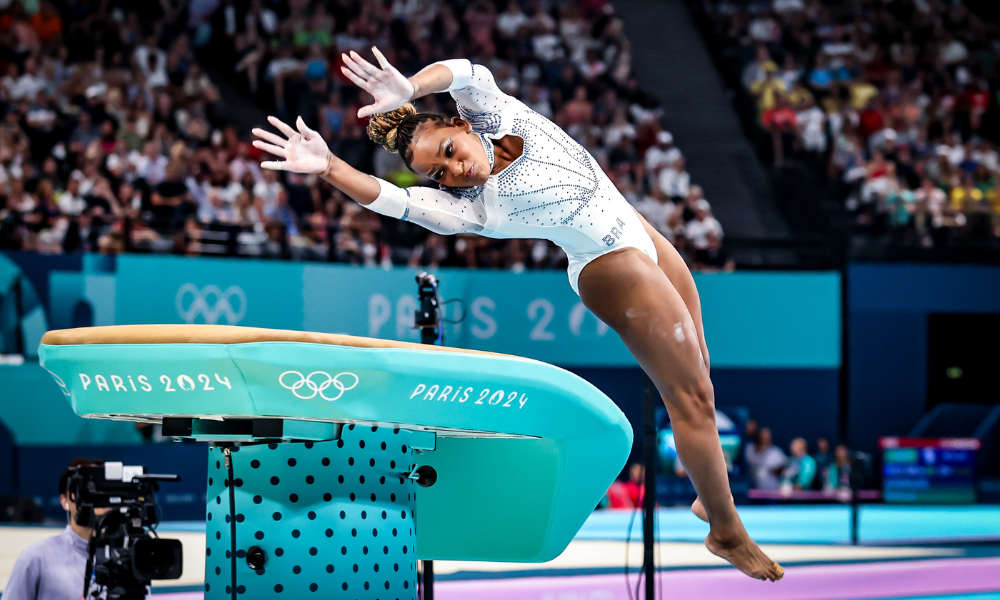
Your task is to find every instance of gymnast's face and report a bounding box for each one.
[409,119,490,188]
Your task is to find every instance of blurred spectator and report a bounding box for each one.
[658,155,691,202]
[408,233,449,269]
[796,96,827,157]
[622,462,645,507]
[750,61,785,114]
[824,444,852,492]
[762,94,797,165]
[685,199,724,251]
[645,130,681,173]
[497,2,529,39]
[602,463,642,509]
[779,437,817,492]
[634,186,675,240]
[811,437,831,490]
[198,187,236,224]
[692,232,734,272]
[745,427,786,491]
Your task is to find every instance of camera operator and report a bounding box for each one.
[4,458,109,600]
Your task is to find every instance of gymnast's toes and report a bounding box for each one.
[705,531,783,582]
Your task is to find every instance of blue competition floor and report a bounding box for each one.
[575,505,1000,544]
[156,505,1000,544]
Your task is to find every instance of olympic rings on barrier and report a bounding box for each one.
[279,370,360,402]
[175,283,247,325]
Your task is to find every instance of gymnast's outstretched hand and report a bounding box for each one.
[341,47,414,118]
[252,116,330,174]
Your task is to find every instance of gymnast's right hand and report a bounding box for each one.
[252,116,330,174]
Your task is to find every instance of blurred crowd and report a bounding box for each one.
[0,0,731,272]
[601,417,858,511]
[0,0,231,256]
[741,420,856,493]
[692,0,1000,247]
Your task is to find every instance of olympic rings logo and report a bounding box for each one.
[279,370,359,402]
[175,283,247,325]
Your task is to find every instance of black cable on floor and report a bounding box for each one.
[635,507,644,600]
[625,504,639,600]
[653,510,663,598]
[224,447,237,600]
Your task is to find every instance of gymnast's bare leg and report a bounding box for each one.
[633,212,730,522]
[578,246,784,582]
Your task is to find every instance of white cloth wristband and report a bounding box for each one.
[436,59,473,91]
[364,178,408,220]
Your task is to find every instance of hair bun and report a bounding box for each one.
[367,103,418,153]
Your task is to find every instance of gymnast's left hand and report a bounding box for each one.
[252,116,330,174]
[341,47,414,118]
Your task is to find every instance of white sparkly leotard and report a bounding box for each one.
[364,58,657,294]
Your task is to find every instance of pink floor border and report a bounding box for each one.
[432,557,1000,600]
[152,557,1000,600]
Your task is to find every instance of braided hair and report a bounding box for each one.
[366,103,449,169]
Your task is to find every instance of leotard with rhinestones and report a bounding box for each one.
[364,59,657,294]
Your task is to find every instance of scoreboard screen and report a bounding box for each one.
[880,437,979,504]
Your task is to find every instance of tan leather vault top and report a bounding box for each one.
[40,325,512,358]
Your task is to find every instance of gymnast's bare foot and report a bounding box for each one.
[705,530,784,582]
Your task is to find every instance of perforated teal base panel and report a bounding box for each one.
[204,425,418,600]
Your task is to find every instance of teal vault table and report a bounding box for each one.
[38,325,633,600]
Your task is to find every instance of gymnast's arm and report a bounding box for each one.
[251,116,483,235]
[339,47,457,118]
[340,47,511,118]
[252,115,380,206]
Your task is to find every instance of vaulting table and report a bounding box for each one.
[38,325,633,600]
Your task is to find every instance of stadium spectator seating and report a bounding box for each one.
[0,0,731,271]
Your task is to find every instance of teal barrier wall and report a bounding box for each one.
[0,363,141,445]
[116,255,840,368]
[0,253,49,358]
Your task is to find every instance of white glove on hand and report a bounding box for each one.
[252,116,330,174]
[341,47,415,118]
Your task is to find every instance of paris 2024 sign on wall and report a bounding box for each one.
[112,254,840,369]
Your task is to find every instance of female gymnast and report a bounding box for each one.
[252,48,783,582]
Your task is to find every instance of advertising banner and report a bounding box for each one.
[115,255,840,368]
